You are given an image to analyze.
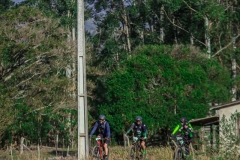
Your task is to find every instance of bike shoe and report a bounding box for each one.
[103,155,108,160]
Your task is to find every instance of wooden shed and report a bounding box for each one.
[189,100,240,153]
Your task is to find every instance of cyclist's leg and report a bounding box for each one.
[184,141,190,156]
[140,139,146,155]
[103,138,110,159]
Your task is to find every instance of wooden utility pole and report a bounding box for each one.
[77,0,88,159]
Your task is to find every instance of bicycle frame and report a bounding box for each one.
[97,137,104,157]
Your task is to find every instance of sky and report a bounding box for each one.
[12,0,23,3]
[11,0,96,34]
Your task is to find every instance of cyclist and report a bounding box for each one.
[125,116,148,156]
[182,122,194,156]
[172,117,193,136]
[89,114,110,160]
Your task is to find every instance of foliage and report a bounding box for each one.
[97,45,232,137]
[0,6,75,145]
[217,111,240,159]
[0,0,13,14]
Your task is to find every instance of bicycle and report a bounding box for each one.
[128,136,146,160]
[171,135,189,160]
[91,137,109,160]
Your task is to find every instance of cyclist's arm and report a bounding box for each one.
[188,123,194,131]
[126,123,135,135]
[172,124,180,135]
[188,128,194,140]
[142,124,147,137]
[105,122,110,138]
[89,122,98,136]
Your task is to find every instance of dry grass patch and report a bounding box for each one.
[0,146,225,160]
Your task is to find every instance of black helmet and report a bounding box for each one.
[180,117,188,123]
[99,114,106,120]
[135,116,142,121]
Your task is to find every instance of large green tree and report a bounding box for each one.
[97,45,232,137]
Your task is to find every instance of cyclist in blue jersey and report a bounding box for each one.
[90,115,110,160]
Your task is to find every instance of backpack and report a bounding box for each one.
[98,121,107,133]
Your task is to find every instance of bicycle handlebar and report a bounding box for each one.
[94,137,109,141]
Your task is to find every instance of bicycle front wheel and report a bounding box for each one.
[129,145,137,160]
[92,146,103,160]
[173,148,183,160]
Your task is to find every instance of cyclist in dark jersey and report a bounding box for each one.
[125,116,148,155]
[90,115,110,160]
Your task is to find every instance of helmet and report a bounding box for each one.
[99,114,106,120]
[180,117,188,123]
[135,116,142,121]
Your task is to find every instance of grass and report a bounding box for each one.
[0,146,230,160]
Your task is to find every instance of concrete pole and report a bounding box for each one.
[77,0,88,159]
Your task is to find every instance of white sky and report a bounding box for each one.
[12,0,24,3]
[11,0,96,34]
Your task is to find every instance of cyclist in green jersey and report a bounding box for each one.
[182,123,194,155]
[125,116,148,155]
[172,117,193,135]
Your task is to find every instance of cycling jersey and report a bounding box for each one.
[182,127,194,140]
[126,122,148,137]
[90,121,111,138]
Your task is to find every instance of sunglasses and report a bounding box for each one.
[99,119,104,121]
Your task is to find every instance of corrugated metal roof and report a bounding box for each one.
[189,116,219,126]
[210,100,240,110]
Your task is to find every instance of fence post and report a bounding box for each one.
[123,133,126,149]
[38,143,40,160]
[10,146,13,160]
[123,133,130,149]
[56,134,58,157]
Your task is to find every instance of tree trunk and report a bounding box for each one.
[121,0,131,53]
[160,5,164,43]
[231,4,237,101]
[205,17,211,57]
[173,17,178,44]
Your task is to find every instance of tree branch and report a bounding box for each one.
[182,0,205,18]
[163,9,206,47]
[212,34,240,57]
[16,72,41,87]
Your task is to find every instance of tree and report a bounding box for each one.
[0,6,74,145]
[0,0,13,14]
[97,45,232,138]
